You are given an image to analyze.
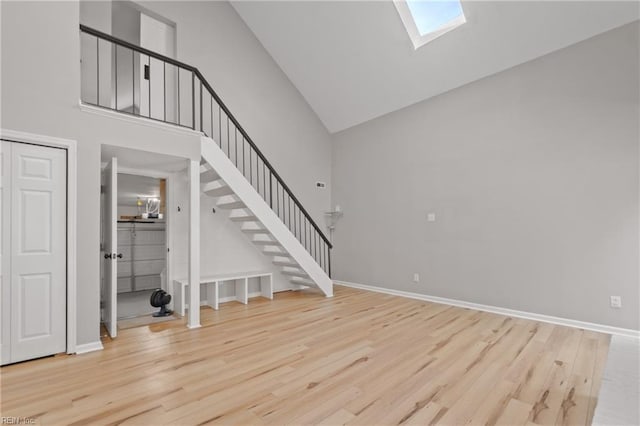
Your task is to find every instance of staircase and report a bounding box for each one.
[79,25,333,297]
[200,137,332,296]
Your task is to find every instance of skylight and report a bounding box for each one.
[394,0,466,49]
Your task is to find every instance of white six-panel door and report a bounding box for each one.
[1,141,67,365]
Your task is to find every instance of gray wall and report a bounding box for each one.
[332,22,640,330]
[1,0,333,346]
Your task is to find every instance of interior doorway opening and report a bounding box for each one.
[116,173,167,320]
[100,145,188,336]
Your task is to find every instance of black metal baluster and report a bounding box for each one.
[293,205,297,239]
[177,68,180,125]
[148,57,152,118]
[288,193,291,231]
[191,71,195,129]
[269,171,273,209]
[199,80,203,132]
[115,45,118,110]
[218,106,221,146]
[226,117,230,156]
[96,37,99,106]
[132,49,135,115]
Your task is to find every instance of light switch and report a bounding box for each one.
[427,213,436,222]
[610,296,622,308]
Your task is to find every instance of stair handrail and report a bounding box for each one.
[194,67,332,250]
[79,24,333,262]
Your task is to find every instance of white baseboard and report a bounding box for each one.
[335,280,640,339]
[75,341,104,354]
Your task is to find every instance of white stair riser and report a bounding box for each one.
[205,186,234,197]
[241,229,270,235]
[218,200,245,210]
[282,270,309,278]
[200,170,219,183]
[273,260,299,268]
[230,215,258,222]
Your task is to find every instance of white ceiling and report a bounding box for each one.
[232,1,639,133]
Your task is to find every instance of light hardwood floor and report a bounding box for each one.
[0,286,610,425]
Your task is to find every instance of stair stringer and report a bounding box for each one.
[200,136,333,297]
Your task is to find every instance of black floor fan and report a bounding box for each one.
[150,289,173,317]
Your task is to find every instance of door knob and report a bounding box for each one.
[117,253,123,259]
[104,253,112,259]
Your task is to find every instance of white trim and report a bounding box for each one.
[117,165,176,179]
[335,280,640,339]
[187,160,200,328]
[0,128,79,354]
[79,102,200,137]
[75,341,104,354]
[393,0,466,50]
[165,176,172,301]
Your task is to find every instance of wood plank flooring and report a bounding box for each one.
[0,286,610,425]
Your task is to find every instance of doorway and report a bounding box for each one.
[101,168,174,336]
[110,1,177,120]
[116,174,168,320]
[100,146,187,337]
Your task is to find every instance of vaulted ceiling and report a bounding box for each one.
[232,1,639,133]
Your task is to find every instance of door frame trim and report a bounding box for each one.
[0,128,78,354]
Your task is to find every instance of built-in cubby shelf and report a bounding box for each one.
[173,271,273,317]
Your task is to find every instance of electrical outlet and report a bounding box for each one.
[610,296,622,308]
[413,273,420,283]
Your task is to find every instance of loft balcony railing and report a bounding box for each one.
[80,24,332,277]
